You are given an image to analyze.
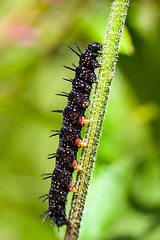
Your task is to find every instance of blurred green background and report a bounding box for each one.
[0,0,160,240]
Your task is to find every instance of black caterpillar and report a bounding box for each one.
[42,42,102,227]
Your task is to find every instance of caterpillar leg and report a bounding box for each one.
[79,116,90,126]
[69,182,77,193]
[75,138,87,148]
[72,160,82,171]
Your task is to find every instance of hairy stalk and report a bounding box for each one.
[64,0,130,239]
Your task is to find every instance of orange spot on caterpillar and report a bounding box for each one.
[69,182,77,193]
[109,73,113,81]
[72,160,83,171]
[79,116,90,126]
[76,138,87,148]
[82,101,90,108]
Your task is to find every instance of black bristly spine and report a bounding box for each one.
[44,42,102,227]
[68,46,80,57]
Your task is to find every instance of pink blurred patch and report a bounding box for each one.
[4,24,36,46]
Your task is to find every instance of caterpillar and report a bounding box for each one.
[42,42,102,227]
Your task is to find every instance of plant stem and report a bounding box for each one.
[64,0,130,239]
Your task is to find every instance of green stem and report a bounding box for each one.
[64,0,130,239]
